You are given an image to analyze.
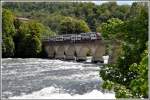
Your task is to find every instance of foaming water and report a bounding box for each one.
[2,58,115,99]
[10,86,115,99]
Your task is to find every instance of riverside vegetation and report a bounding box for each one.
[2,2,148,98]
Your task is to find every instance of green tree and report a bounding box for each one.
[14,22,29,57]
[100,3,148,98]
[59,17,90,34]
[42,14,65,33]
[28,21,44,38]
[129,49,148,98]
[98,18,124,40]
[2,9,16,37]
[97,18,124,63]
[2,36,15,57]
[15,21,43,57]
[128,2,143,19]
[20,35,41,57]
[2,9,16,57]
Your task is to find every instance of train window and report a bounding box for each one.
[90,34,97,40]
[76,35,81,40]
[71,35,76,41]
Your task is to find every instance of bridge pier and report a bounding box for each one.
[55,55,65,59]
[65,55,75,60]
[92,43,106,63]
[65,45,76,60]
[44,46,55,58]
[92,57,103,63]
[76,56,86,62]
[54,45,65,59]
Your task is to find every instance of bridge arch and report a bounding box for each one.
[92,44,106,62]
[65,45,76,60]
[75,44,91,61]
[55,45,66,59]
[44,45,55,58]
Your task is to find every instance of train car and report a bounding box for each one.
[49,38,53,42]
[56,35,63,41]
[90,33,97,40]
[81,33,91,40]
[51,37,56,41]
[63,34,71,41]
[71,34,76,41]
[96,32,101,40]
[76,34,81,41]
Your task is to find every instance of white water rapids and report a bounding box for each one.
[2,58,115,99]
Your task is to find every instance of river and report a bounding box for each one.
[2,58,115,99]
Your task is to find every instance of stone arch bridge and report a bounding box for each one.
[42,39,106,63]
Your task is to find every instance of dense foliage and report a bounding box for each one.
[100,3,148,98]
[59,17,90,34]
[3,2,130,32]
[14,21,43,57]
[2,9,16,57]
[98,18,124,40]
[2,9,47,58]
[2,36,15,57]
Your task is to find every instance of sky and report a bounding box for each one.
[85,1,135,5]
[1,0,136,5]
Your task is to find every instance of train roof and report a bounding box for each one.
[48,32,101,38]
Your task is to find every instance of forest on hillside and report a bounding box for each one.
[3,2,132,32]
[2,2,139,58]
[2,2,148,98]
